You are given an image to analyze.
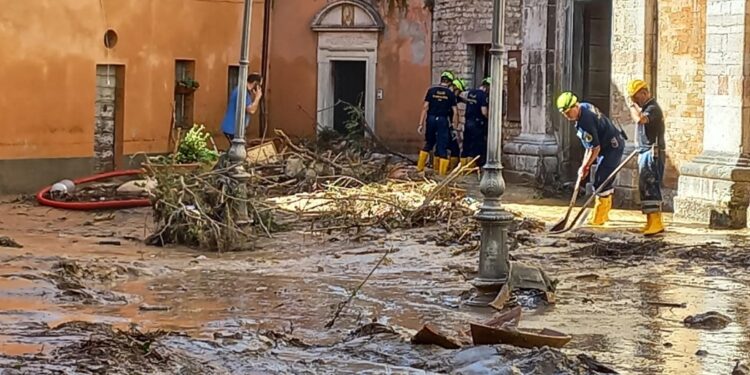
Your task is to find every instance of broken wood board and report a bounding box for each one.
[489,283,511,311]
[470,323,571,349]
[411,324,461,349]
[246,141,278,165]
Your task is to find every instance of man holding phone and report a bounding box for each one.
[221,73,263,144]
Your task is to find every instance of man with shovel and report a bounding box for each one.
[556,92,625,226]
[627,79,665,236]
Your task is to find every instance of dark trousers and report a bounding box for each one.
[592,135,625,196]
[422,115,450,158]
[638,147,665,213]
[461,118,486,162]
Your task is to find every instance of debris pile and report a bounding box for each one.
[143,128,447,251]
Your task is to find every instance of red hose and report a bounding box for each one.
[36,169,152,210]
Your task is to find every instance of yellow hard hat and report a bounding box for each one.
[556,92,578,112]
[627,79,648,97]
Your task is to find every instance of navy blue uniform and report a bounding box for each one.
[575,103,624,195]
[462,88,489,164]
[636,98,666,213]
[422,86,457,158]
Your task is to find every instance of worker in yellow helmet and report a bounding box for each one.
[447,78,467,171]
[417,71,459,175]
[627,79,666,236]
[556,92,625,226]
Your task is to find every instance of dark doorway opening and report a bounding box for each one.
[569,0,613,177]
[332,60,366,134]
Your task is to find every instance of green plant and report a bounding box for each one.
[177,77,200,89]
[176,124,218,164]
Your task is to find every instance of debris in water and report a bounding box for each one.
[470,324,571,349]
[577,353,619,374]
[97,240,122,246]
[683,311,732,330]
[646,301,687,308]
[139,304,172,311]
[695,349,708,356]
[412,324,462,349]
[734,360,750,375]
[0,235,22,248]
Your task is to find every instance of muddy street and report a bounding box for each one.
[1,188,750,374]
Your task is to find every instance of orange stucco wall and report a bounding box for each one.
[0,0,264,160]
[266,0,432,152]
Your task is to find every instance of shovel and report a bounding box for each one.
[549,177,583,232]
[550,149,639,234]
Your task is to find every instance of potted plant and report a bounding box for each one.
[175,76,200,95]
[143,124,218,175]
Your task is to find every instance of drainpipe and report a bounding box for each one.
[259,0,272,138]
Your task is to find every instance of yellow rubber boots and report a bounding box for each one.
[643,212,665,236]
[438,158,450,176]
[588,195,612,226]
[416,151,430,172]
[449,157,460,171]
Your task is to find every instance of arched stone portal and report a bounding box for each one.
[311,0,384,133]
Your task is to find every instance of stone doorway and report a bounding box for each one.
[566,0,613,179]
[311,0,383,134]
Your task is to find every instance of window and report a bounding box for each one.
[174,60,196,128]
[473,44,491,86]
[472,45,521,121]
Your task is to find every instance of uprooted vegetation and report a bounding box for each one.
[143,117,484,251]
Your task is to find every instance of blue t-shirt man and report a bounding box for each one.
[221,73,263,143]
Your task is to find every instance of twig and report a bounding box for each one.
[325,246,391,329]
[646,301,687,308]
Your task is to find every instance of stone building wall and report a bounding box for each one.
[431,0,523,145]
[94,65,117,173]
[655,0,706,189]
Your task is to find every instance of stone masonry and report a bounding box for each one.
[674,0,750,228]
[431,0,522,146]
[94,65,117,172]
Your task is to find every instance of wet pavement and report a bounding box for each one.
[1,189,749,374]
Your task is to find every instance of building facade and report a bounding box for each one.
[0,0,265,193]
[265,0,431,152]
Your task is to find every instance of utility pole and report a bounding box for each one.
[465,0,514,306]
[226,0,253,224]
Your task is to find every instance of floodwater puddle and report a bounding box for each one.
[1,219,750,373]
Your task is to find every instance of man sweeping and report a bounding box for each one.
[556,92,625,226]
[627,79,666,235]
[417,71,459,176]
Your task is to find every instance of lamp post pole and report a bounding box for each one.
[466,0,514,306]
[226,0,253,224]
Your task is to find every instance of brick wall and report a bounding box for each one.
[431,0,522,142]
[656,0,706,188]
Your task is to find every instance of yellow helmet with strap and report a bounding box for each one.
[627,79,648,97]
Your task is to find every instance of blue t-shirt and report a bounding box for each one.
[575,102,619,150]
[221,87,253,135]
[424,85,457,117]
[465,89,489,121]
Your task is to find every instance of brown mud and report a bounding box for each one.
[1,187,749,374]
